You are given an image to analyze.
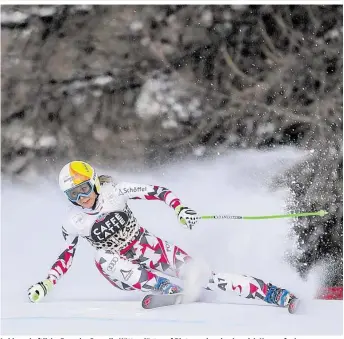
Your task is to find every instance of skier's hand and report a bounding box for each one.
[28,279,54,303]
[175,205,198,230]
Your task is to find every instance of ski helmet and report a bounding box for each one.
[59,161,100,202]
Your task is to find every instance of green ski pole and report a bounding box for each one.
[198,210,328,220]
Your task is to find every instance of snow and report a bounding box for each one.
[37,135,57,149]
[1,11,29,25]
[30,6,57,17]
[3,300,343,335]
[92,76,113,86]
[1,147,343,336]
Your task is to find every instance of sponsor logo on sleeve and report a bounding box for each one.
[118,187,147,195]
[72,214,85,230]
[62,226,69,240]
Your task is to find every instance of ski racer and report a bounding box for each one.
[28,160,298,311]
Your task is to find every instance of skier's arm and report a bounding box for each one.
[47,226,79,284]
[115,182,182,210]
[115,182,198,229]
[28,226,79,303]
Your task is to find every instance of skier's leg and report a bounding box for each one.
[120,227,221,301]
[206,272,297,307]
[120,227,192,279]
[95,259,135,291]
[95,249,181,294]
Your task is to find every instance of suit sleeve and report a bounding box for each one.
[115,182,182,210]
[47,225,79,285]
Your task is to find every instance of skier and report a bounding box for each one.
[28,160,298,312]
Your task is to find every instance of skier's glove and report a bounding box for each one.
[28,279,54,303]
[175,205,198,230]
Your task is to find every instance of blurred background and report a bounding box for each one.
[1,5,342,295]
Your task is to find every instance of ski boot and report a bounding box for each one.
[154,277,183,295]
[264,283,299,314]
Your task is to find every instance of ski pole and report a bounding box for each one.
[198,210,328,220]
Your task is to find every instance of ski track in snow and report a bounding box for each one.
[1,148,343,335]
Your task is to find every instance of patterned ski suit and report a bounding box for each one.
[48,178,270,302]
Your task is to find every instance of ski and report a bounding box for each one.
[288,298,300,314]
[141,293,301,313]
[142,293,185,309]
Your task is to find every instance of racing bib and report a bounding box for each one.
[91,211,129,243]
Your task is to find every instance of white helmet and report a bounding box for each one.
[59,160,100,202]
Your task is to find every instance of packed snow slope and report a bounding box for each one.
[1,148,343,335]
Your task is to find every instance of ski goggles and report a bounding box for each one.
[64,180,94,202]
